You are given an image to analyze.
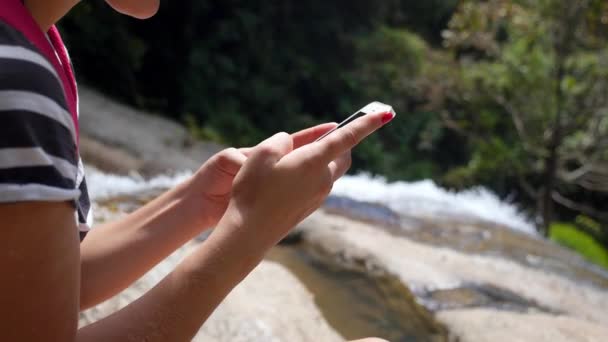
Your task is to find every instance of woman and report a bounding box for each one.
[0,0,395,340]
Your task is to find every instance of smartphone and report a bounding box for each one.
[315,101,396,142]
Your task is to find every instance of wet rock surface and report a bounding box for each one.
[415,283,559,313]
[294,210,608,341]
[438,309,608,342]
[323,195,608,289]
[267,246,449,342]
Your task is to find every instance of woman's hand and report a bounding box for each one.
[187,123,339,229]
[217,109,395,249]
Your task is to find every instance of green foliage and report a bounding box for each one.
[576,216,604,237]
[439,0,608,232]
[184,114,225,144]
[345,27,451,180]
[550,222,608,269]
[391,0,460,44]
[349,27,426,110]
[61,1,462,181]
[61,2,146,103]
[443,137,522,192]
[61,1,608,236]
[353,111,444,181]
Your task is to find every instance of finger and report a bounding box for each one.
[213,148,247,176]
[238,147,253,157]
[291,122,338,149]
[248,132,293,165]
[328,151,352,182]
[239,123,337,158]
[316,110,395,163]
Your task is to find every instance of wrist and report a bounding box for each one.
[182,210,267,285]
[174,176,217,230]
[214,204,274,257]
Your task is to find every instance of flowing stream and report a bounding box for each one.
[266,245,448,342]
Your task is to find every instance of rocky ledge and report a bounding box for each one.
[296,211,608,342]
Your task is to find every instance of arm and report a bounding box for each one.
[0,111,390,341]
[0,199,272,341]
[0,201,81,341]
[78,209,268,341]
[80,112,384,340]
[79,177,212,310]
[79,123,339,309]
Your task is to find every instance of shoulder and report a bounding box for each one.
[0,20,69,113]
[0,20,79,203]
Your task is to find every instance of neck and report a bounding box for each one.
[23,0,78,32]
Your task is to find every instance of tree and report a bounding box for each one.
[441,0,608,235]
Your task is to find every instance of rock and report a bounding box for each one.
[79,86,225,175]
[437,309,608,342]
[195,261,342,342]
[80,135,143,175]
[79,242,342,342]
[267,245,451,342]
[296,211,608,340]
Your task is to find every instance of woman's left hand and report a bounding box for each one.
[187,122,337,229]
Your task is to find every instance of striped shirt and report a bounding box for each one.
[0,0,91,238]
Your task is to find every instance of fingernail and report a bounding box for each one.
[381,112,395,124]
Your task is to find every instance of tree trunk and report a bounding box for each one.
[539,146,558,236]
[539,36,566,236]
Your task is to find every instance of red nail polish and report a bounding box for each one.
[381,112,395,124]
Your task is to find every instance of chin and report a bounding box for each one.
[105,0,160,19]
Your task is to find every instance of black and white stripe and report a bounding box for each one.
[0,109,76,157]
[0,20,84,216]
[0,58,70,112]
[0,91,76,139]
[0,45,59,78]
[0,147,77,179]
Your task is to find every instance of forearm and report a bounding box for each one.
[80,177,211,309]
[77,214,266,341]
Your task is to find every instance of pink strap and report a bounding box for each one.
[48,26,78,117]
[0,0,80,141]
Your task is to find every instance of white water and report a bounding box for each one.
[86,167,193,200]
[86,168,536,235]
[333,174,536,235]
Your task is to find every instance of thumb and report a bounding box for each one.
[210,148,247,176]
[248,132,294,166]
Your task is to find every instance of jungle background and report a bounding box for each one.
[61,0,608,268]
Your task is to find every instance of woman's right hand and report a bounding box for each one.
[218,109,395,249]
